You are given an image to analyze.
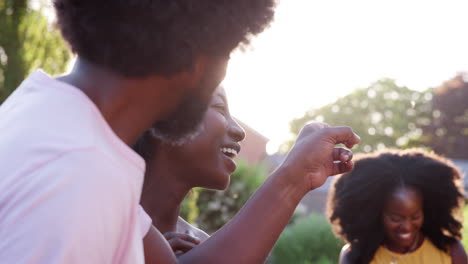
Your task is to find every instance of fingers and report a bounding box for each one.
[323,126,360,149]
[163,232,201,244]
[163,232,200,253]
[332,148,353,163]
[331,148,354,176]
[332,160,354,176]
[167,237,199,253]
[301,122,330,134]
[300,123,360,149]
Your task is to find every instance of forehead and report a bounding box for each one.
[384,187,423,213]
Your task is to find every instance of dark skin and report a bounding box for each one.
[450,241,468,264]
[382,187,425,254]
[340,187,468,264]
[59,57,361,264]
[57,55,228,263]
[57,57,228,146]
[162,232,200,256]
[143,122,360,264]
[141,88,245,257]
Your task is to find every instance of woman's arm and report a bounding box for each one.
[450,240,468,264]
[143,226,178,264]
[177,125,359,264]
[144,124,359,264]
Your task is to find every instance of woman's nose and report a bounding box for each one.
[400,220,412,232]
[228,119,246,142]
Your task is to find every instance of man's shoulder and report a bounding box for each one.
[0,70,140,167]
[0,71,100,149]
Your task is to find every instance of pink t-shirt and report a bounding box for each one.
[0,70,146,263]
[139,205,153,237]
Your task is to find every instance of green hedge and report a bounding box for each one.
[269,213,343,264]
[195,160,267,233]
[180,160,267,233]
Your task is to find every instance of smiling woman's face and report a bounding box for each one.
[382,186,424,253]
[166,87,246,190]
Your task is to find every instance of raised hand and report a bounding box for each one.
[279,122,360,191]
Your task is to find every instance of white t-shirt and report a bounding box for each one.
[138,207,209,242]
[139,205,153,237]
[176,217,210,242]
[0,70,146,263]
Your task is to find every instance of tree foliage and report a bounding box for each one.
[180,188,200,225]
[424,73,468,159]
[186,161,267,233]
[0,0,70,103]
[282,79,433,154]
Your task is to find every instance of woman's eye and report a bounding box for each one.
[411,215,421,220]
[213,104,226,112]
[389,216,402,222]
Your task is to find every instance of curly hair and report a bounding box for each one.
[53,0,276,77]
[326,148,465,264]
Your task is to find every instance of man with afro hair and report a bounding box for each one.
[0,1,362,263]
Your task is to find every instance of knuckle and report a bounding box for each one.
[303,123,315,132]
[305,122,326,130]
[343,126,353,133]
[337,125,351,131]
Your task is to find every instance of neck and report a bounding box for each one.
[140,150,193,233]
[56,58,184,146]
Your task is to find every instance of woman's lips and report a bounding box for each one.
[399,233,412,240]
[221,151,237,173]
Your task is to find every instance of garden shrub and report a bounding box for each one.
[269,213,343,264]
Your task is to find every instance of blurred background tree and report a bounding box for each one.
[180,161,267,233]
[180,188,200,225]
[0,0,70,103]
[424,73,468,159]
[281,79,433,154]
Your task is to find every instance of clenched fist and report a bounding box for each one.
[279,122,360,191]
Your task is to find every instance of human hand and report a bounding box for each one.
[279,122,360,191]
[163,232,201,256]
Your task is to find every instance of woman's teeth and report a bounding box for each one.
[399,233,412,239]
[221,147,238,156]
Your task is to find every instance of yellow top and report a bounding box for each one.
[370,238,451,264]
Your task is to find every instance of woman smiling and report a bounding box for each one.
[327,149,468,264]
[134,86,246,258]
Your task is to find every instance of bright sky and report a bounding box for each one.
[223,0,468,154]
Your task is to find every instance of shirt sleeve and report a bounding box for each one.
[139,205,153,238]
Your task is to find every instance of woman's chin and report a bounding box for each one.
[216,177,230,190]
[201,175,230,191]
